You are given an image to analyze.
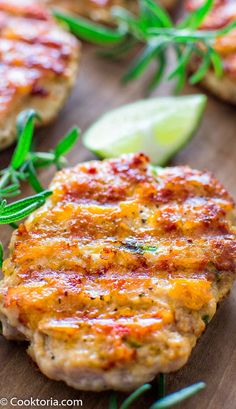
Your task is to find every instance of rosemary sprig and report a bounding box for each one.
[107,380,205,409]
[0,110,80,199]
[54,0,236,92]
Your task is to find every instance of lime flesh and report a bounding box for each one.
[83,95,207,165]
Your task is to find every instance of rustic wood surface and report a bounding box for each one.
[0,43,236,409]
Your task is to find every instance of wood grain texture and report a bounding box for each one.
[0,44,236,409]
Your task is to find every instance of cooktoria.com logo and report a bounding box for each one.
[0,397,83,407]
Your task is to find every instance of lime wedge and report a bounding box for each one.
[83,95,206,165]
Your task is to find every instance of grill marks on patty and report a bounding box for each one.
[1,154,235,389]
[4,154,236,325]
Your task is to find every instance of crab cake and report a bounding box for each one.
[0,0,80,150]
[187,0,236,104]
[0,153,235,391]
[41,0,176,22]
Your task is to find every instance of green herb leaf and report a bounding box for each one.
[123,41,164,82]
[214,20,236,37]
[54,10,126,45]
[120,384,152,409]
[109,394,118,409]
[179,0,214,29]
[142,245,158,253]
[138,0,159,30]
[190,53,211,84]
[31,152,57,169]
[142,0,173,28]
[9,222,18,230]
[157,374,166,399]
[11,110,40,170]
[26,162,44,193]
[1,190,51,215]
[209,48,223,78]
[0,203,43,224]
[54,127,80,160]
[0,190,52,224]
[98,36,137,60]
[0,241,3,269]
[122,239,158,254]
[0,113,80,200]
[0,200,7,213]
[202,315,210,325]
[16,109,41,138]
[150,382,206,409]
[169,44,194,92]
[0,171,11,192]
[0,184,21,198]
[111,7,142,37]
[147,51,166,93]
[168,44,194,80]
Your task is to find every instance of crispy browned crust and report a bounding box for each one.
[0,153,235,391]
[0,0,80,149]
[186,0,236,103]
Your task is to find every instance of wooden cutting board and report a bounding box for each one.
[0,44,236,409]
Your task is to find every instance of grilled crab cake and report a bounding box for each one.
[187,0,236,104]
[0,0,80,150]
[41,0,176,22]
[0,153,235,391]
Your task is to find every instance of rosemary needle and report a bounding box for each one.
[120,384,152,409]
[0,191,52,224]
[0,242,3,269]
[150,382,206,409]
[54,10,126,45]
[109,394,118,409]
[158,374,166,399]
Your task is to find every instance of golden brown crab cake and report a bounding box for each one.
[0,0,80,150]
[41,0,176,23]
[186,0,236,104]
[0,153,236,391]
